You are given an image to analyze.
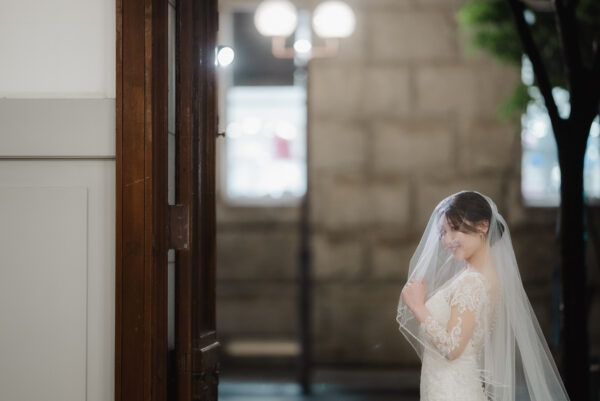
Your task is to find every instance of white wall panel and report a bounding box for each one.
[0,160,115,401]
[0,99,115,157]
[0,187,87,401]
[0,0,115,98]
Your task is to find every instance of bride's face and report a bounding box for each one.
[440,217,485,261]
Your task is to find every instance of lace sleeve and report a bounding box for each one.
[420,275,486,360]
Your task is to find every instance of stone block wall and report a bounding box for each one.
[215,0,580,368]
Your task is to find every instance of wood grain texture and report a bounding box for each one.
[175,0,194,399]
[194,0,220,398]
[176,0,220,400]
[117,0,218,399]
[116,0,168,400]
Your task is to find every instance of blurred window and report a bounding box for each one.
[521,57,600,206]
[220,11,306,205]
[225,86,306,203]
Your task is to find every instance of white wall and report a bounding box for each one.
[0,0,115,99]
[0,1,115,400]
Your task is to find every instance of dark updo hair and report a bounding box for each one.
[441,191,505,240]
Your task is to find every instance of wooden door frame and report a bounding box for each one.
[116,0,219,400]
[175,0,219,399]
[115,0,169,400]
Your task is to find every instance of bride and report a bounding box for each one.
[397,191,570,401]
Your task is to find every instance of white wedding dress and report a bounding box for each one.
[398,191,571,401]
[419,270,493,401]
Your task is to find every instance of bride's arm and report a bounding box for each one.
[420,305,477,360]
[418,276,485,360]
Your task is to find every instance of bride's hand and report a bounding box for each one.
[401,279,427,312]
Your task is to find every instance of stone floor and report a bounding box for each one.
[219,368,420,401]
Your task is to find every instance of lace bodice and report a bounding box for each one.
[421,270,491,359]
[418,270,493,401]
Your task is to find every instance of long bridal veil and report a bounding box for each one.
[396,191,570,401]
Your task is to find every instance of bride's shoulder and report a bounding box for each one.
[451,270,490,294]
[448,271,491,311]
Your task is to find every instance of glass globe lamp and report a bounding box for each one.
[254,0,298,37]
[312,1,356,38]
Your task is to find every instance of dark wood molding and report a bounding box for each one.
[197,0,218,341]
[175,0,194,398]
[117,0,219,400]
[116,0,169,400]
[176,0,220,399]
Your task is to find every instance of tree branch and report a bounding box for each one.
[592,41,600,103]
[506,0,562,128]
[553,0,583,106]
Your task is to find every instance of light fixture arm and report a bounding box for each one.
[271,36,339,59]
